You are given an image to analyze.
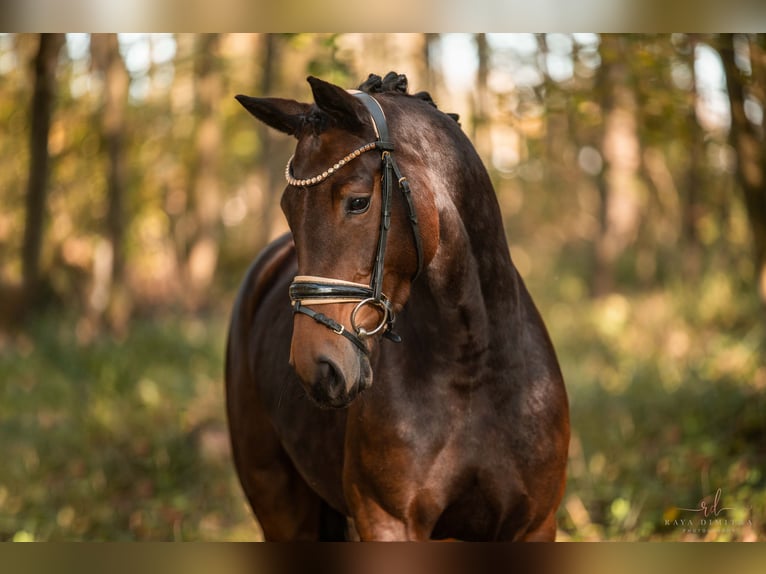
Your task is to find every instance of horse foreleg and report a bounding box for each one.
[518,510,558,542]
[344,484,440,541]
[233,429,327,541]
[228,378,326,540]
[349,501,424,541]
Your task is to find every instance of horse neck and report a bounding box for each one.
[379,100,521,369]
[405,137,522,369]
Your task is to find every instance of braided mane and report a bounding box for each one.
[301,72,460,136]
[358,72,460,124]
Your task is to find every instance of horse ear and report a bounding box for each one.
[306,76,366,132]
[235,95,311,137]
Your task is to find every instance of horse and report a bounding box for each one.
[225,72,569,541]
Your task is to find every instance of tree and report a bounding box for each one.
[592,35,642,296]
[186,34,224,309]
[719,33,766,305]
[253,34,286,250]
[89,33,130,324]
[473,33,492,160]
[20,33,65,312]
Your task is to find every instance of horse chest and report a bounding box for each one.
[347,377,517,480]
[343,389,533,540]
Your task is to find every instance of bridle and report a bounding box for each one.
[287,91,424,356]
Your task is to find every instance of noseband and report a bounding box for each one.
[287,91,424,356]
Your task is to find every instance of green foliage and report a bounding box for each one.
[302,34,354,86]
[0,312,262,541]
[548,273,766,541]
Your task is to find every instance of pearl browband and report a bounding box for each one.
[284,141,379,187]
[284,89,387,188]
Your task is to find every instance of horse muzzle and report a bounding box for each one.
[290,312,374,409]
[306,355,371,409]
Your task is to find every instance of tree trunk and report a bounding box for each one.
[592,34,642,296]
[254,34,290,250]
[20,33,65,311]
[423,34,440,95]
[186,33,224,309]
[719,33,766,305]
[472,33,491,161]
[681,35,704,279]
[89,33,131,326]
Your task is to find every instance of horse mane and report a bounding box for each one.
[300,72,460,137]
[358,72,460,125]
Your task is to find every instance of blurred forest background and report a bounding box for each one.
[0,33,764,541]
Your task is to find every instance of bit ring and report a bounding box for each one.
[350,298,389,338]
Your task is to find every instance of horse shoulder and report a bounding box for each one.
[226,233,295,417]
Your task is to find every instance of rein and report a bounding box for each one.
[287,91,424,356]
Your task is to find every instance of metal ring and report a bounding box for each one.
[350,298,389,338]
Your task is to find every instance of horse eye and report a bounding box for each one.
[347,196,370,214]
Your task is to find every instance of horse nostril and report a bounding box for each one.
[316,360,335,385]
[315,358,345,398]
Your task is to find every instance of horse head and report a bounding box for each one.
[237,75,439,408]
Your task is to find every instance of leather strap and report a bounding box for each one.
[290,280,374,303]
[385,153,423,280]
[293,301,370,356]
[349,91,394,151]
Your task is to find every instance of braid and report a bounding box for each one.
[357,71,459,124]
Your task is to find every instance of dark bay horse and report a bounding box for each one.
[226,72,569,541]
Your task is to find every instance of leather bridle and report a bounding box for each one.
[287,91,424,356]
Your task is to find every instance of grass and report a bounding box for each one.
[0,311,262,541]
[547,272,766,541]
[0,270,764,541]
